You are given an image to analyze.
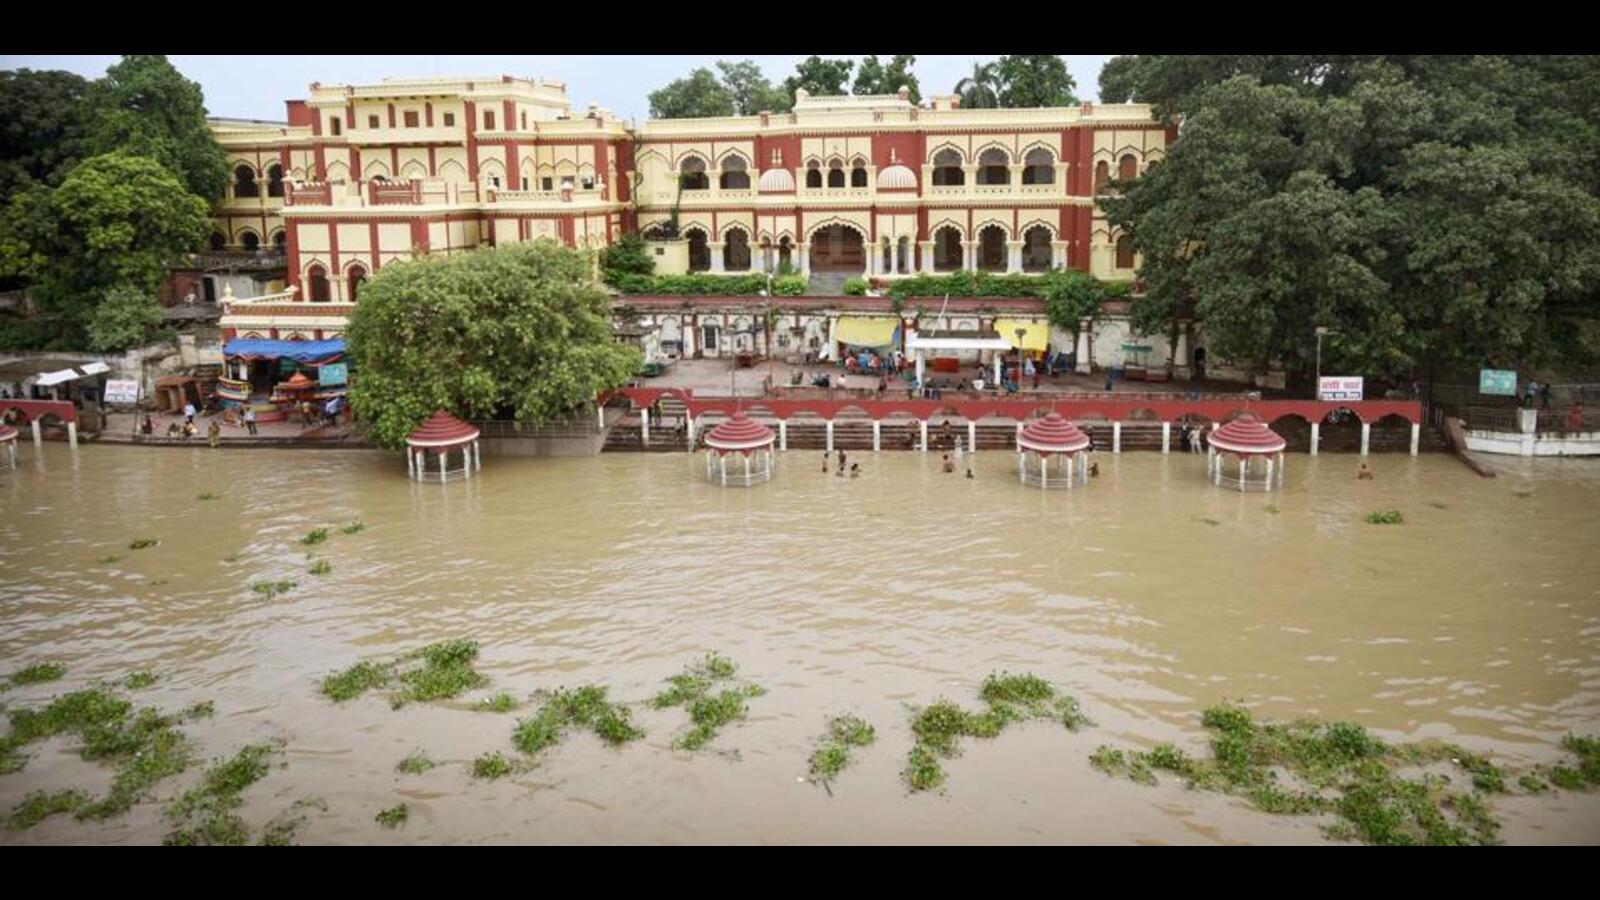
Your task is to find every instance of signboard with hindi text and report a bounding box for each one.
[1479,369,1518,396]
[1318,376,1364,402]
[103,380,139,404]
[318,363,348,386]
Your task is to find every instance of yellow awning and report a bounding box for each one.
[993,318,1049,351]
[833,316,899,347]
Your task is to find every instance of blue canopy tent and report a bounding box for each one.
[221,338,349,413]
[223,338,346,363]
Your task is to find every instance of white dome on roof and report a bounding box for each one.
[878,164,917,189]
[758,168,796,192]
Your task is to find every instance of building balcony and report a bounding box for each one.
[284,179,481,209]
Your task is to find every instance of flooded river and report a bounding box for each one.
[2,444,1599,844]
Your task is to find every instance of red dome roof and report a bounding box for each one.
[704,412,775,453]
[1207,414,1286,454]
[0,423,16,442]
[1018,412,1091,454]
[406,410,480,448]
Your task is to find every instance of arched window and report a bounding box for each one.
[1094,160,1110,194]
[347,264,367,302]
[679,156,708,191]
[209,232,227,251]
[827,159,845,189]
[724,230,750,271]
[1022,148,1055,184]
[234,165,258,198]
[881,238,892,273]
[977,225,1006,271]
[271,230,287,250]
[307,265,330,302]
[932,149,964,186]
[778,236,793,270]
[897,236,910,273]
[266,164,284,198]
[1119,153,1138,181]
[976,148,1010,185]
[1115,235,1135,269]
[805,161,822,189]
[719,155,750,190]
[686,228,710,271]
[240,231,260,252]
[851,160,868,188]
[933,226,963,271]
[1022,225,1052,272]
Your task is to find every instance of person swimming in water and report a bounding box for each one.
[849,463,860,479]
[1357,461,1374,480]
[1089,460,1100,477]
[942,453,955,473]
[965,467,974,479]
[822,452,829,473]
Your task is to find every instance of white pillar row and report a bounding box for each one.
[67,421,77,447]
[1161,422,1171,454]
[462,444,471,479]
[825,419,834,453]
[437,450,447,484]
[919,420,929,452]
[1410,423,1420,456]
[872,419,881,452]
[778,419,787,451]
[640,407,650,447]
[1113,421,1122,454]
[918,242,935,274]
[1006,241,1023,274]
[1360,422,1371,456]
[968,421,977,454]
[1310,422,1320,456]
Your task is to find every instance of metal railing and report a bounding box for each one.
[467,418,601,439]
[1461,405,1596,434]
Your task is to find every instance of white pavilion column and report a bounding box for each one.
[778,419,788,451]
[686,416,697,451]
[597,403,606,429]
[1173,325,1192,379]
[31,419,42,447]
[462,444,471,479]
[825,419,834,453]
[67,421,77,447]
[474,441,481,471]
[1162,421,1171,454]
[968,421,977,453]
[918,242,935,274]
[919,419,928,452]
[1006,241,1023,274]
[1360,422,1371,456]
[872,419,881,452]
[1238,456,1246,492]
[710,245,725,273]
[1017,450,1025,481]
[1310,422,1320,456]
[1410,422,1420,456]
[1113,421,1122,454]
[1015,423,1023,450]
[1075,321,1093,374]
[437,450,446,484]
[406,448,415,479]
[1277,451,1285,486]
[721,454,728,485]
[640,407,650,447]
[1265,456,1273,488]
[1213,450,1223,485]
[744,453,750,481]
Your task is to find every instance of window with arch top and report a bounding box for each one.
[1021,148,1055,184]
[976,148,1010,185]
[931,148,964,186]
[1115,235,1135,269]
[233,165,258,198]
[347,264,368,302]
[805,161,822,189]
[307,265,330,302]
[679,156,709,191]
[240,231,260,252]
[1119,153,1138,181]
[266,164,285,198]
[827,159,845,189]
[850,160,868,188]
[1094,160,1110,194]
[719,155,750,190]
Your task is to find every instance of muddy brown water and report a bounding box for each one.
[2,444,1599,845]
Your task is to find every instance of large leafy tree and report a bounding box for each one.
[995,55,1077,108]
[954,61,1001,109]
[853,55,920,103]
[0,151,210,348]
[781,56,855,98]
[87,285,164,352]
[648,67,736,119]
[1100,55,1600,381]
[716,60,790,114]
[0,69,91,198]
[347,241,641,449]
[82,55,227,202]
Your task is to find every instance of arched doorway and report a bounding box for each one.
[686,228,710,272]
[808,224,863,272]
[933,227,963,271]
[977,225,1007,272]
[778,237,793,271]
[1022,226,1052,272]
[347,264,367,302]
[307,265,330,302]
[724,229,751,271]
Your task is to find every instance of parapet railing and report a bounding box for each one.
[467,418,602,439]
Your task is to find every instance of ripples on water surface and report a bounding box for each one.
[2,445,1599,844]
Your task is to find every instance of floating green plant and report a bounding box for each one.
[1366,509,1405,525]
[651,653,763,751]
[904,672,1091,792]
[319,640,488,709]
[197,492,220,501]
[340,520,366,535]
[251,580,295,600]
[511,685,643,761]
[397,751,435,775]
[163,741,282,846]
[808,715,876,781]
[98,555,121,564]
[300,527,329,545]
[259,798,326,846]
[124,671,157,690]
[475,692,517,713]
[6,789,90,830]
[308,560,332,576]
[128,538,159,550]
[471,751,514,780]
[375,803,408,828]
[9,663,65,686]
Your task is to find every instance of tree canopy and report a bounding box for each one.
[955,57,1077,109]
[716,60,790,115]
[781,56,855,99]
[347,241,641,449]
[82,55,228,202]
[0,69,91,198]
[647,67,736,120]
[1099,55,1600,380]
[853,55,920,103]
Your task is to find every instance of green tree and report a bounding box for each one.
[82,56,227,202]
[0,69,91,197]
[954,61,1001,109]
[87,285,164,352]
[347,241,641,449]
[1041,269,1106,355]
[716,60,790,114]
[782,56,855,98]
[853,55,921,103]
[647,67,736,119]
[599,233,656,288]
[996,55,1078,108]
[0,151,209,347]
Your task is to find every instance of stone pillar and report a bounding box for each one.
[1075,321,1093,374]
[919,419,928,452]
[1113,421,1122,454]
[798,242,811,277]
[1277,452,1284,486]
[1360,422,1371,456]
[67,421,77,448]
[686,416,697,451]
[1410,422,1420,456]
[993,354,1002,385]
[31,419,42,447]
[406,448,415,479]
[597,403,606,429]
[962,241,977,272]
[778,419,787,451]
[1051,241,1067,270]
[1162,421,1171,454]
[872,419,881,452]
[968,420,977,453]
[1237,456,1246,492]
[1016,422,1024,449]
[1173,324,1192,380]
[640,407,650,447]
[462,444,471,479]
[710,245,725,273]
[438,450,447,484]
[915,351,926,387]
[1310,422,1320,456]
[918,241,934,274]
[474,441,481,471]
[825,419,834,453]
[1006,241,1023,274]
[1265,456,1272,488]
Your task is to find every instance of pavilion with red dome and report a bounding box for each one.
[405,410,481,482]
[702,412,776,486]
[1016,412,1093,488]
[1204,414,1286,491]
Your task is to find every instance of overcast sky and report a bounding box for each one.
[0,55,1114,123]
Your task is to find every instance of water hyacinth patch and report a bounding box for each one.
[308,560,332,576]
[251,580,295,600]
[1366,509,1405,525]
[808,715,877,781]
[128,538,159,550]
[651,653,764,752]
[300,527,329,545]
[397,751,435,775]
[340,521,366,535]
[471,751,515,780]
[8,663,66,686]
[318,640,488,708]
[163,741,282,846]
[904,672,1092,792]
[375,803,408,828]
[511,685,643,761]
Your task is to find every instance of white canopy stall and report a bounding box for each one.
[906,329,1012,388]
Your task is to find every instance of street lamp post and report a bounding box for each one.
[1314,326,1338,397]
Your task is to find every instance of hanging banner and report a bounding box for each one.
[319,362,348,386]
[1478,369,1517,396]
[103,380,140,404]
[1318,376,1364,402]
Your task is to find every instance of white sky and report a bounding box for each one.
[0,55,1114,123]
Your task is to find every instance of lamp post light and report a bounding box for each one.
[1315,326,1338,395]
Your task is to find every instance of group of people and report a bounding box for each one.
[297,396,343,429]
[823,450,860,479]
